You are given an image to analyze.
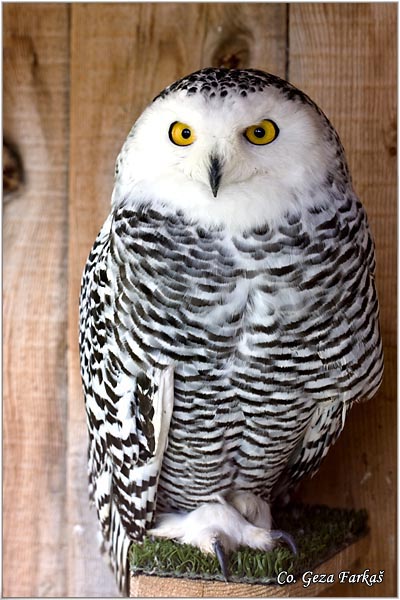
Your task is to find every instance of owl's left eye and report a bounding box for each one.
[169,122,196,146]
[244,119,279,145]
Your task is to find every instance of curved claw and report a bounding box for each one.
[212,539,229,581]
[270,529,297,555]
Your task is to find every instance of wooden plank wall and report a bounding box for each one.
[3,5,70,596]
[3,3,396,597]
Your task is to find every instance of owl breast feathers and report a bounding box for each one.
[79,68,383,593]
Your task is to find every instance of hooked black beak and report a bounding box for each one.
[209,156,223,198]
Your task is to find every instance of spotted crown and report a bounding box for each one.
[154,67,313,105]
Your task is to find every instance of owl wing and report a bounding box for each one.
[79,214,174,593]
[272,398,347,499]
[273,200,383,498]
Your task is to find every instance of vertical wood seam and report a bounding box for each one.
[285,3,290,80]
[65,3,72,595]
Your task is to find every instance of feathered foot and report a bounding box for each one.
[228,491,297,554]
[148,492,296,580]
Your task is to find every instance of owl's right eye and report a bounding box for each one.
[169,122,196,146]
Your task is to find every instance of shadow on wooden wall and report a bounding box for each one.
[3,3,396,597]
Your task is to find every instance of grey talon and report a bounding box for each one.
[213,539,229,581]
[270,529,298,555]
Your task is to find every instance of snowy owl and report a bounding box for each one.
[79,68,383,593]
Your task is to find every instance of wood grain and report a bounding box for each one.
[288,4,397,597]
[201,3,287,75]
[3,4,70,596]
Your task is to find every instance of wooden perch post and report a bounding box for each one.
[130,538,370,597]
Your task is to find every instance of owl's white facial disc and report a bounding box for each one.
[114,69,343,232]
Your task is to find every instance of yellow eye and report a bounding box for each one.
[244,119,279,145]
[169,121,196,146]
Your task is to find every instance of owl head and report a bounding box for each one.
[114,68,350,231]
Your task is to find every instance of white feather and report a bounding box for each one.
[113,88,336,232]
[148,493,273,554]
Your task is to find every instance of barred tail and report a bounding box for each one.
[109,504,132,596]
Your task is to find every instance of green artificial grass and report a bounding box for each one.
[129,503,368,584]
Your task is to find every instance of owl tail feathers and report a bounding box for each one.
[104,503,130,596]
[107,366,175,596]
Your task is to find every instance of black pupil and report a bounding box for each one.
[254,127,266,138]
[182,128,191,139]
